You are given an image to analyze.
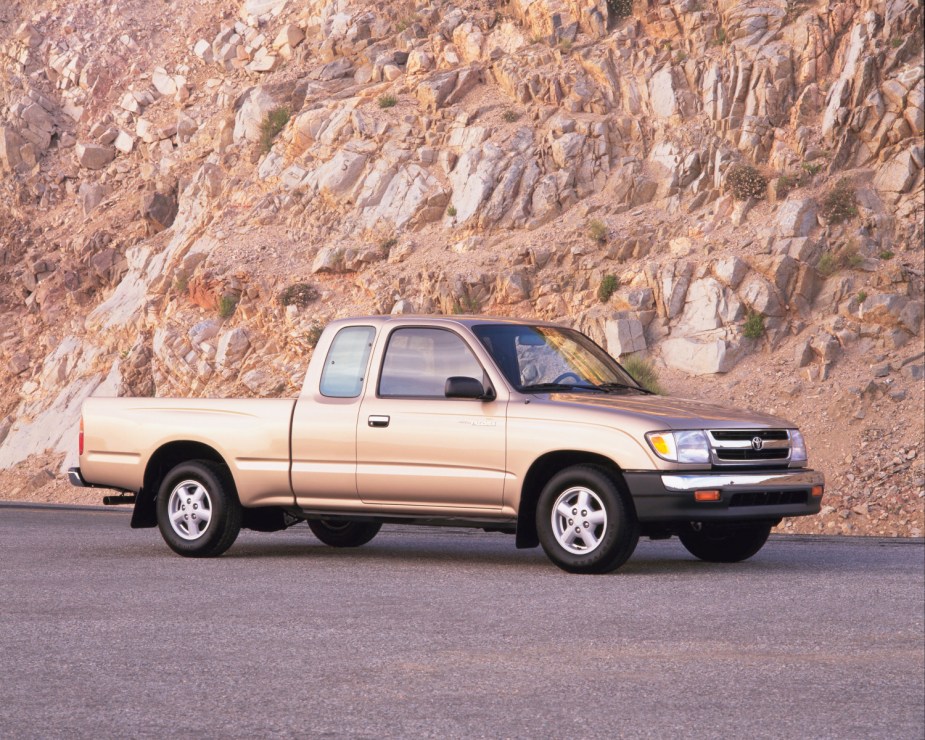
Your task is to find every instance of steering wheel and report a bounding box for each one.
[552,371,582,384]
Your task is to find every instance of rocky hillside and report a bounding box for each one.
[0,0,922,536]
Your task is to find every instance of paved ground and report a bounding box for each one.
[0,504,922,739]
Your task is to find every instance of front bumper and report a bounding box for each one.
[624,468,824,523]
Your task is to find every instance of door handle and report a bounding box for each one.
[368,415,390,428]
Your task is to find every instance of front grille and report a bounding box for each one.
[730,490,809,507]
[711,430,789,442]
[708,429,791,466]
[715,449,790,461]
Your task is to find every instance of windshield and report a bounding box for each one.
[471,324,643,393]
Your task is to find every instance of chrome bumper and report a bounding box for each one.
[661,469,825,492]
[68,467,87,487]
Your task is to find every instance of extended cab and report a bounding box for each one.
[71,316,824,573]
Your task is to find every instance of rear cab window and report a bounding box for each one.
[319,326,376,398]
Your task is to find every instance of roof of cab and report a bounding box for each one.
[324,315,563,330]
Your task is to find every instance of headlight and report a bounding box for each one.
[790,429,807,462]
[646,430,711,464]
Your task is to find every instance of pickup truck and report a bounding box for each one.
[71,316,824,573]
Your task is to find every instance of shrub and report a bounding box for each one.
[775,174,796,199]
[726,163,768,200]
[259,107,290,154]
[607,0,634,18]
[218,294,238,318]
[588,219,608,245]
[621,354,664,395]
[380,236,398,251]
[820,178,858,224]
[378,94,397,109]
[743,311,765,339]
[173,272,189,295]
[843,247,863,270]
[891,37,903,48]
[446,205,457,217]
[879,250,894,260]
[857,290,868,304]
[279,282,319,307]
[801,161,822,177]
[715,27,727,45]
[305,322,324,348]
[453,295,481,314]
[597,274,618,303]
[558,38,573,53]
[502,110,521,123]
[816,252,837,277]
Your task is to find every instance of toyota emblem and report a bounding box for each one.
[751,436,764,451]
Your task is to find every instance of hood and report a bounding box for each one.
[532,391,795,430]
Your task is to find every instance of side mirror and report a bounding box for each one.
[445,376,493,400]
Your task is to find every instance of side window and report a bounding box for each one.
[379,328,484,398]
[319,326,375,398]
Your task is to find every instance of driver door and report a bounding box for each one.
[356,326,507,509]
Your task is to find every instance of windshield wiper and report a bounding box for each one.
[519,382,606,394]
[595,382,654,395]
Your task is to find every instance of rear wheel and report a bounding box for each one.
[678,522,772,563]
[308,520,382,548]
[156,460,241,558]
[536,465,639,574]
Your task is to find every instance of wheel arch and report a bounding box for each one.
[131,441,230,528]
[515,451,633,549]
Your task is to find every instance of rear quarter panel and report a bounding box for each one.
[80,397,297,506]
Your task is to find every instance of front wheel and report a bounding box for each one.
[678,522,772,563]
[156,460,241,557]
[536,465,639,574]
[308,520,382,548]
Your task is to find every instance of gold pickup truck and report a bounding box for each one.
[70,316,824,573]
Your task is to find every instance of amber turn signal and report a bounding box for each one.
[811,485,823,497]
[694,490,721,502]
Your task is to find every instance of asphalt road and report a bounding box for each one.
[0,504,922,739]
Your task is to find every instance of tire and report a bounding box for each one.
[156,460,241,558]
[678,522,772,563]
[308,519,382,548]
[535,465,639,574]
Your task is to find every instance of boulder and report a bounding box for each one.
[243,0,288,14]
[113,130,134,153]
[193,39,214,63]
[874,149,918,195]
[417,71,458,112]
[775,198,817,238]
[215,328,250,371]
[675,278,725,334]
[78,182,106,216]
[273,24,304,50]
[189,319,222,346]
[75,142,115,170]
[649,67,680,119]
[314,150,368,199]
[152,68,177,97]
[0,126,26,172]
[233,84,293,144]
[605,318,647,356]
[311,247,344,274]
[712,256,748,288]
[662,337,736,375]
[448,142,504,223]
[142,191,178,233]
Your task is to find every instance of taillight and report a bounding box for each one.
[79,417,84,457]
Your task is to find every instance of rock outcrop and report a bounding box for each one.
[0,0,922,535]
